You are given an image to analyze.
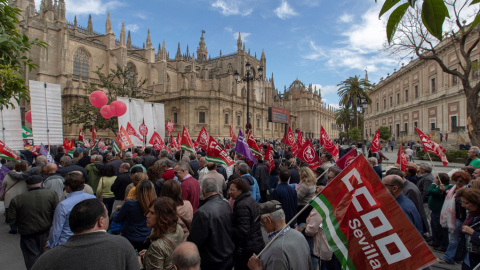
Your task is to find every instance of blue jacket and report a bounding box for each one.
[271,183,298,228]
[114,199,151,242]
[241,174,261,202]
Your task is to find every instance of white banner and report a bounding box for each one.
[29,80,63,145]
[0,98,24,150]
[153,103,165,141]
[117,96,130,132]
[129,99,144,146]
[144,102,154,146]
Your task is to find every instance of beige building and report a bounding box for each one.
[11,0,338,140]
[364,37,478,145]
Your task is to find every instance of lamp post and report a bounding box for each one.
[234,62,263,135]
[360,97,368,140]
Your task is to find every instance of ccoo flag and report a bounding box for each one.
[370,129,381,153]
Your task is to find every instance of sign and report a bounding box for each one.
[268,107,290,124]
[206,135,235,166]
[311,155,436,270]
[166,121,175,133]
[139,124,148,136]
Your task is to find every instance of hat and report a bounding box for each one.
[258,200,283,216]
[25,175,43,185]
[77,148,84,154]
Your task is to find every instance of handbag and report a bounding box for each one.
[0,180,21,201]
[97,177,104,201]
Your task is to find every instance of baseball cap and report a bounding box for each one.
[25,175,43,185]
[258,200,283,216]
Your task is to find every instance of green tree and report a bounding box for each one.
[66,64,147,135]
[379,126,391,141]
[348,127,362,140]
[385,2,480,146]
[335,106,352,139]
[337,75,372,129]
[0,0,47,109]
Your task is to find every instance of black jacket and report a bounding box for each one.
[187,194,234,270]
[232,192,265,254]
[57,164,89,184]
[254,164,269,191]
[142,154,157,170]
[110,172,131,200]
[189,160,200,179]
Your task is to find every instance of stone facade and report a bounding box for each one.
[364,36,478,145]
[11,0,338,140]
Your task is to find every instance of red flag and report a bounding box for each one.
[149,131,165,150]
[285,126,299,156]
[370,129,381,153]
[247,131,263,160]
[196,126,209,151]
[206,135,235,166]
[177,133,181,145]
[297,130,305,149]
[29,145,40,155]
[97,139,107,151]
[312,155,437,269]
[92,126,97,140]
[225,143,231,151]
[63,138,73,151]
[83,139,91,148]
[170,134,179,151]
[297,139,322,170]
[127,122,143,141]
[116,126,133,150]
[181,126,195,154]
[336,148,358,170]
[265,144,275,174]
[229,125,237,143]
[320,126,339,161]
[0,139,20,161]
[78,129,84,141]
[397,145,409,172]
[415,127,448,166]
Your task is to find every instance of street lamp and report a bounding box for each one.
[360,97,368,140]
[234,62,263,134]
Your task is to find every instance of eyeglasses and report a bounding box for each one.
[174,170,182,174]
[384,184,396,188]
[453,179,464,183]
[228,188,238,192]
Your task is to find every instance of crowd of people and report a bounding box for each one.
[1,140,480,270]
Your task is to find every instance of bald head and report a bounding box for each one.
[173,242,200,270]
[382,175,404,198]
[46,163,58,174]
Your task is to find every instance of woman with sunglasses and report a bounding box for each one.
[457,188,480,269]
[439,171,470,264]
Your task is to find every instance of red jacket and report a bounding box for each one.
[181,175,200,212]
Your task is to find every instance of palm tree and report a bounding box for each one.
[335,106,351,139]
[337,75,372,128]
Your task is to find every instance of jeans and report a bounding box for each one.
[269,175,278,194]
[103,197,116,217]
[431,212,449,250]
[443,219,463,264]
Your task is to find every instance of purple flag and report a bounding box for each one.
[39,144,55,164]
[0,164,10,193]
[234,130,256,163]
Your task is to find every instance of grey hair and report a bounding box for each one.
[472,147,480,156]
[238,162,250,175]
[419,163,432,173]
[60,155,72,165]
[172,242,201,270]
[261,209,285,223]
[160,150,169,157]
[201,178,218,194]
[95,155,103,162]
[175,162,190,172]
[91,154,97,161]
[133,156,143,164]
[36,156,47,166]
[368,157,378,165]
[158,159,174,168]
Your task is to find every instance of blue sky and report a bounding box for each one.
[35,0,402,108]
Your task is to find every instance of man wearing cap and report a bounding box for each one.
[247,200,311,270]
[7,175,59,270]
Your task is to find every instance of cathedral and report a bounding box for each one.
[9,0,338,141]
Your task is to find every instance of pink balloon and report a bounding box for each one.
[100,105,114,119]
[110,100,127,117]
[89,91,108,108]
[25,110,32,124]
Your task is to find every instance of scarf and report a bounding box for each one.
[462,210,480,227]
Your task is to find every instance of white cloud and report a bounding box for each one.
[125,24,139,33]
[211,0,253,16]
[312,84,338,95]
[135,13,147,20]
[342,5,385,53]
[303,41,327,60]
[225,27,251,43]
[35,0,121,15]
[339,13,353,23]
[274,0,298,20]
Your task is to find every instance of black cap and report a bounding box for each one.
[25,175,43,185]
[258,200,282,216]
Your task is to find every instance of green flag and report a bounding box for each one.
[22,125,32,138]
[112,141,120,154]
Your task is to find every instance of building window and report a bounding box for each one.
[404,122,408,134]
[405,90,409,102]
[414,121,418,127]
[257,118,260,128]
[451,116,458,132]
[267,119,269,129]
[376,103,379,112]
[173,112,178,124]
[452,69,458,86]
[390,96,393,107]
[199,112,206,123]
[237,115,241,126]
[224,114,229,125]
[384,99,386,109]
[397,93,400,104]
[415,85,419,98]
[431,78,436,93]
[473,60,479,79]
[430,122,436,130]
[73,49,89,78]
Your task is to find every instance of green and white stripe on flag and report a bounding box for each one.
[113,141,120,154]
[0,153,18,162]
[310,195,356,270]
[205,155,228,167]
[181,144,195,154]
[22,125,33,138]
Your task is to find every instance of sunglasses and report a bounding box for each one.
[453,179,464,183]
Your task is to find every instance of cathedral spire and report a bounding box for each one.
[146,29,153,49]
[105,11,113,34]
[74,15,77,28]
[58,0,65,22]
[186,44,189,58]
[237,32,242,52]
[46,0,53,10]
[176,42,182,60]
[261,49,265,60]
[87,14,93,35]
[197,30,208,61]
[120,22,126,47]
[53,0,58,20]
[127,31,132,49]
[162,40,167,60]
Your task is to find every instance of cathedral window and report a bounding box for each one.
[199,112,206,123]
[237,115,241,126]
[225,114,229,125]
[73,49,90,78]
[173,113,178,124]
